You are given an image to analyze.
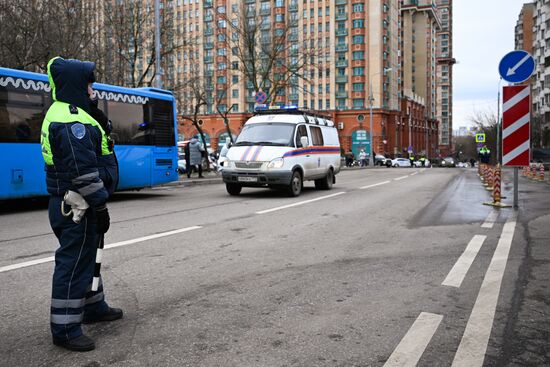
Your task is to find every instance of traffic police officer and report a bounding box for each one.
[41,57,122,352]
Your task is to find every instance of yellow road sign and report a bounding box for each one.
[475,133,486,143]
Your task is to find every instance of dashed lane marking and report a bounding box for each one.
[452,215,517,367]
[256,192,346,214]
[359,181,391,190]
[442,235,487,288]
[384,312,444,367]
[481,210,499,228]
[394,175,409,181]
[0,226,202,273]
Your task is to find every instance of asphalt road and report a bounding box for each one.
[0,167,548,367]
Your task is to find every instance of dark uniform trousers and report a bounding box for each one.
[48,196,108,341]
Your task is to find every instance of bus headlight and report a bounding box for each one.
[267,158,284,169]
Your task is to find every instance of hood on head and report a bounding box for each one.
[47,57,96,112]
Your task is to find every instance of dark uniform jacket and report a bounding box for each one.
[40,57,118,208]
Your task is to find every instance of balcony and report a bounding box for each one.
[246,96,256,103]
[289,4,298,12]
[335,13,348,21]
[335,0,347,5]
[336,29,348,36]
[203,0,212,8]
[336,60,348,67]
[204,56,213,63]
[336,75,348,83]
[204,14,213,22]
[204,28,213,36]
[289,93,299,100]
[204,42,214,50]
[335,44,348,52]
[336,91,348,98]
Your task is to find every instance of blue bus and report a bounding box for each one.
[0,67,178,200]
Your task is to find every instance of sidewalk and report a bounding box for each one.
[165,170,223,188]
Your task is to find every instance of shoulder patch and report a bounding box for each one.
[71,123,86,139]
[69,105,78,114]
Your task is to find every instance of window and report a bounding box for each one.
[310,126,324,146]
[353,83,364,92]
[353,99,364,108]
[352,51,364,60]
[0,80,50,143]
[353,19,364,28]
[353,3,364,12]
[232,89,239,98]
[353,35,364,44]
[295,125,308,147]
[353,67,365,76]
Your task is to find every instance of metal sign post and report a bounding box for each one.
[498,51,535,209]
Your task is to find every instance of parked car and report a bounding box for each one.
[391,158,412,167]
[440,157,456,167]
[374,154,389,166]
[533,148,550,170]
[177,153,187,174]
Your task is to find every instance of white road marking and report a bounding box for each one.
[256,192,346,214]
[394,175,409,181]
[452,216,517,367]
[481,210,499,228]
[384,312,444,367]
[410,172,419,176]
[442,235,487,288]
[0,226,202,273]
[360,180,391,190]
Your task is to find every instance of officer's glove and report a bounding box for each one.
[95,205,110,234]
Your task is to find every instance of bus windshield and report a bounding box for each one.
[234,123,293,146]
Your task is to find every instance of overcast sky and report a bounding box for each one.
[453,0,527,129]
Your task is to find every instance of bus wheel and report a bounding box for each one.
[287,170,302,197]
[226,183,242,196]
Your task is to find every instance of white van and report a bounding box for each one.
[222,107,341,196]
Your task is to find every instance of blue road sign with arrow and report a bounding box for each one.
[498,50,535,83]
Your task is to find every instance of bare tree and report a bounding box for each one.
[0,0,98,71]
[218,3,324,107]
[178,71,214,170]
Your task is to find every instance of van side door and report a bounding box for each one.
[294,124,314,178]
[308,125,325,177]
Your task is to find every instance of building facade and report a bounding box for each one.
[435,0,455,156]
[523,1,550,148]
[113,0,450,158]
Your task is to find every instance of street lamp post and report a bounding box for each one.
[369,67,392,166]
[154,0,163,89]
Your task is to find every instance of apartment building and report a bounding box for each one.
[398,0,441,157]
[124,0,446,159]
[435,0,454,157]
[515,2,535,54]
[525,0,550,147]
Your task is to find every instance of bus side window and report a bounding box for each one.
[295,125,308,148]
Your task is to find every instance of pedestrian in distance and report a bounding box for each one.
[40,57,123,352]
[184,141,191,178]
[359,149,367,167]
[188,135,205,178]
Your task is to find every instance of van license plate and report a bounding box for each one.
[238,176,258,182]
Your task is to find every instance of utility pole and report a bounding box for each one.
[154,0,163,89]
[369,67,392,166]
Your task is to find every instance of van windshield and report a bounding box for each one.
[234,123,293,146]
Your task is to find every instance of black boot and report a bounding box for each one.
[53,334,95,352]
[83,307,124,324]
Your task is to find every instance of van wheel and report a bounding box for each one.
[226,183,242,196]
[315,169,333,190]
[287,170,302,197]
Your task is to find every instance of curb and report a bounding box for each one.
[163,175,223,188]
